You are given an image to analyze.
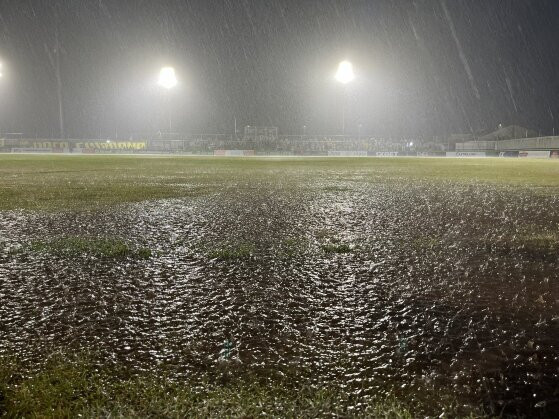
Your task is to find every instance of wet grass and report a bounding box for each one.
[498,230,559,261]
[409,236,440,251]
[1,155,559,211]
[321,243,352,254]
[316,229,353,254]
[281,237,308,258]
[0,355,415,418]
[29,236,151,259]
[518,232,559,252]
[315,228,332,240]
[322,185,352,192]
[1,154,559,416]
[207,242,255,261]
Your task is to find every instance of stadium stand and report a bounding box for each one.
[4,124,557,157]
[0,134,428,155]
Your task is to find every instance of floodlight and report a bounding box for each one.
[158,67,177,89]
[0,62,3,78]
[335,60,355,84]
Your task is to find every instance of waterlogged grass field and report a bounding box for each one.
[1,155,559,211]
[1,155,559,417]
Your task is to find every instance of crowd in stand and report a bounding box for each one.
[1,135,442,154]
[147,136,428,154]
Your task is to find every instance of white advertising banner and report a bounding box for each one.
[328,150,368,156]
[518,150,551,158]
[446,151,488,157]
[214,150,255,156]
[375,152,399,157]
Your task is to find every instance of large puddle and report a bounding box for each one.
[1,179,558,415]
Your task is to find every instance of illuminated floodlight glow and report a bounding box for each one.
[0,62,3,78]
[158,66,177,89]
[335,60,355,84]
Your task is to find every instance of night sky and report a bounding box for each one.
[1,0,559,139]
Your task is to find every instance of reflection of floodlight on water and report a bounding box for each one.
[335,60,355,84]
[158,66,177,89]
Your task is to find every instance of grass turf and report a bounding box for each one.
[0,355,418,418]
[0,154,556,417]
[1,155,559,211]
[29,236,152,259]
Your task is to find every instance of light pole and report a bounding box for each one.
[0,62,3,136]
[335,60,355,135]
[158,66,178,133]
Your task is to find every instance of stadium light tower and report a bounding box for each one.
[335,60,355,85]
[158,66,177,90]
[335,60,355,135]
[157,66,178,133]
[0,62,3,136]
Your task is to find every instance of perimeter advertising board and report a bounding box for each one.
[446,151,490,157]
[214,150,255,156]
[328,150,368,156]
[374,151,399,157]
[518,151,552,158]
[499,151,519,158]
[74,141,146,152]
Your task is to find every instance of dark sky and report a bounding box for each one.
[1,0,558,139]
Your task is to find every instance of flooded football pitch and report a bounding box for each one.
[1,156,559,416]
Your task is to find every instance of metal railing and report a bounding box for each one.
[456,141,496,151]
[456,136,559,151]
[495,136,559,151]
